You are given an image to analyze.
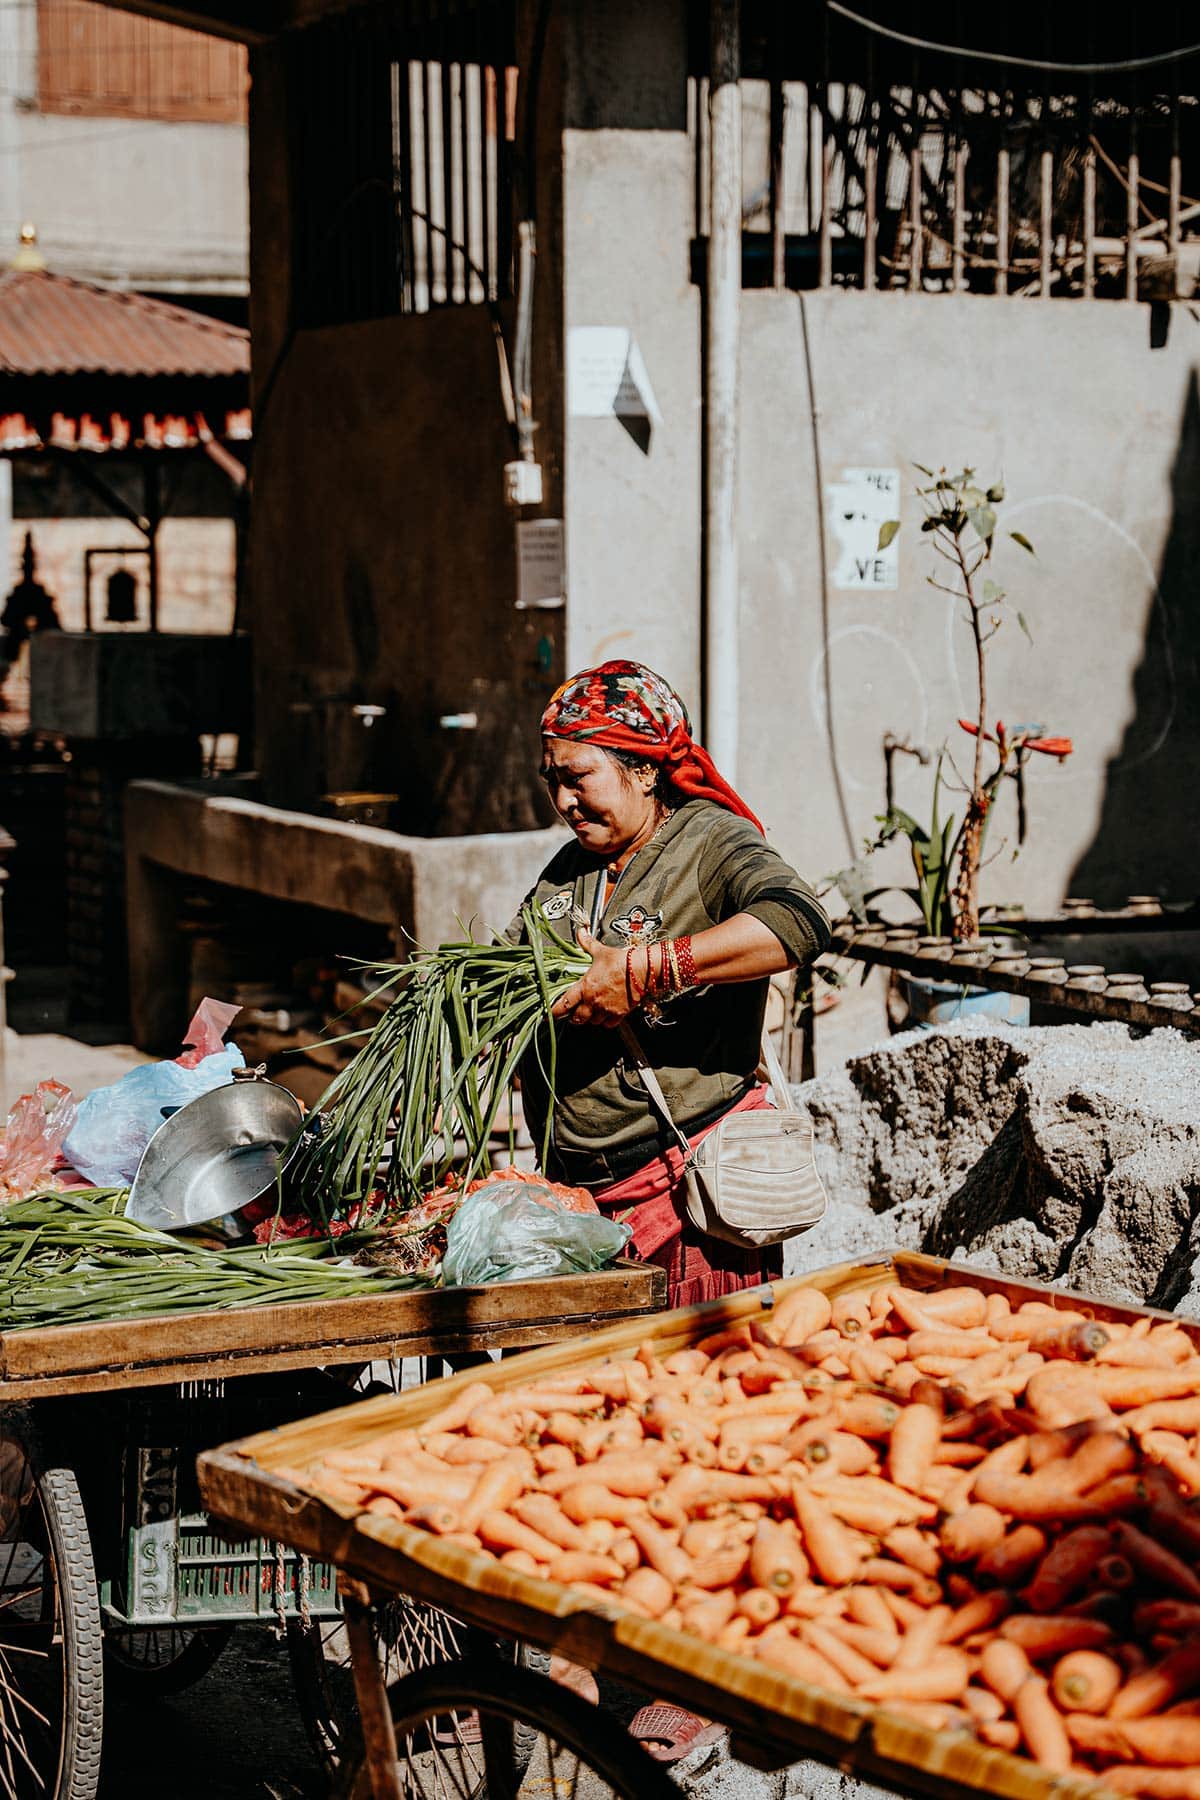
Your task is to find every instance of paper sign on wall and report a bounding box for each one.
[516,519,566,611]
[567,327,663,425]
[828,467,900,590]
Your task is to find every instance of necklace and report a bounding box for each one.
[605,808,670,881]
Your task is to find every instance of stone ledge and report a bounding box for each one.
[124,780,563,1048]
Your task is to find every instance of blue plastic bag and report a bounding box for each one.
[64,1044,243,1188]
[442,1178,631,1286]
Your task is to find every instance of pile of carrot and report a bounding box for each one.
[300,1280,1200,1796]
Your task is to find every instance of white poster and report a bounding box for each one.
[828,467,900,590]
[516,518,565,610]
[567,327,663,424]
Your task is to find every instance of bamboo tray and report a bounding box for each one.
[198,1252,1179,1800]
[0,1260,666,1399]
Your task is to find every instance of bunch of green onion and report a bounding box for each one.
[0,1189,427,1330]
[295,905,589,1215]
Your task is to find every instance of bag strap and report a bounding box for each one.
[619,1010,797,1155]
[618,1022,693,1159]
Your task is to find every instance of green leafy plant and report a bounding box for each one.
[856,467,1072,941]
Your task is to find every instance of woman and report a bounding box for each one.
[514,659,830,1310]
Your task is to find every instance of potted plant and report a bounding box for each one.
[840,467,1072,1027]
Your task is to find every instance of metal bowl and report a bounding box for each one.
[126,1073,305,1233]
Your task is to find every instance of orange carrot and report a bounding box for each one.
[477,1511,560,1563]
[883,1526,942,1579]
[962,1685,1006,1725]
[404,1502,461,1534]
[750,1519,809,1595]
[939,1505,1006,1565]
[1114,1521,1200,1604]
[1096,1773,1200,1799]
[916,1287,989,1330]
[981,1638,1033,1703]
[1094,1365,1200,1407]
[1000,1614,1116,1658]
[736,1587,782,1627]
[846,1586,897,1633]
[689,1545,751,1590]
[679,1592,737,1640]
[802,1620,881,1686]
[752,1630,851,1692]
[457,1452,530,1534]
[619,1567,674,1617]
[979,1721,1022,1751]
[831,1292,873,1337]
[888,1403,943,1493]
[792,1485,868,1586]
[1013,1673,1072,1771]
[858,1650,971,1704]
[837,1395,903,1439]
[420,1381,496,1435]
[627,1516,693,1586]
[1028,1321,1110,1360]
[770,1286,833,1346]
[1136,1603,1200,1638]
[974,1524,1049,1584]
[859,1560,942,1604]
[546,1551,624,1586]
[1125,1401,1200,1436]
[1050,1650,1123,1714]
[942,1591,1012,1644]
[559,1483,642,1526]
[1110,1640,1200,1720]
[892,1605,952,1673]
[1104,1718,1200,1766]
[827,1620,900,1668]
[1024,1366,1116,1429]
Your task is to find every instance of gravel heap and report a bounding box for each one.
[783,1018,1200,1313]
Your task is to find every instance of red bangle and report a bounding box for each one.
[675,934,697,989]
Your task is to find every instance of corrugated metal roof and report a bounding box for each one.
[0,268,249,380]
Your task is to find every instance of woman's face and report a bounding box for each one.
[540,739,656,858]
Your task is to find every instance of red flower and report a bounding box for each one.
[1024,736,1073,759]
[958,718,996,743]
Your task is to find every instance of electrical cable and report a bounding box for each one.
[797,291,857,860]
[825,2,1200,75]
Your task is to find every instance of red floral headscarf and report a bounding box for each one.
[540,661,764,833]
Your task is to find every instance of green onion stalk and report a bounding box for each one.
[0,1189,427,1331]
[293,906,589,1219]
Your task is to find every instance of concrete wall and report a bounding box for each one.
[125,780,560,1047]
[557,8,1200,913]
[0,0,247,293]
[561,0,701,708]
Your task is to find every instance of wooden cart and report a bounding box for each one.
[0,1261,665,1800]
[197,1253,1170,1800]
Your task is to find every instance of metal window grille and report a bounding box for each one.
[288,1,517,329]
[693,2,1200,300]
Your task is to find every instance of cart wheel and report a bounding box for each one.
[288,1604,536,1784]
[104,1623,235,1696]
[0,1436,104,1800]
[336,1655,678,1800]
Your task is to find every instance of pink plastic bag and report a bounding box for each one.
[176,998,242,1069]
[0,1080,78,1200]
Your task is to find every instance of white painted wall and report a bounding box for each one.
[0,0,247,293]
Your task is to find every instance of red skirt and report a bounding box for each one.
[592,1086,783,1309]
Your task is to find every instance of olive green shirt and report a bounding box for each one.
[509,801,830,1186]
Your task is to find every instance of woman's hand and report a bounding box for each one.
[551,929,632,1028]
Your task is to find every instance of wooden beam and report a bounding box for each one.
[86,0,281,46]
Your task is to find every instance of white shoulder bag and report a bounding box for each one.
[619,1024,827,1250]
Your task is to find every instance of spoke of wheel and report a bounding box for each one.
[0,1676,51,1732]
[0,1586,44,1616]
